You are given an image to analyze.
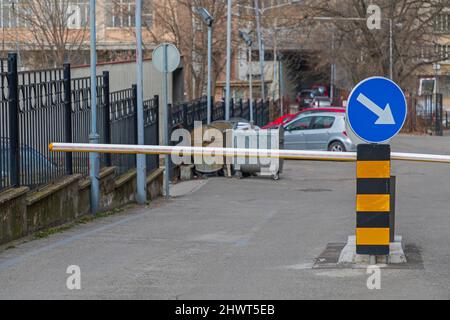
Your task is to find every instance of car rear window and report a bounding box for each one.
[312,116,335,129]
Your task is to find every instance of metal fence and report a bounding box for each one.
[169,97,269,132]
[404,94,444,136]
[1,53,269,193]
[0,58,10,191]
[0,53,160,192]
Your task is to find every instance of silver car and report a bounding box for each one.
[283,112,356,152]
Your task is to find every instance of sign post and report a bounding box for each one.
[346,77,407,259]
[153,43,181,199]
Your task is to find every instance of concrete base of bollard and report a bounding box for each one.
[338,235,407,266]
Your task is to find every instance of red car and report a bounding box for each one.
[262,107,345,129]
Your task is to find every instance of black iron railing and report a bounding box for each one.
[169,97,269,132]
[0,53,270,193]
[0,58,9,191]
[0,53,161,191]
[404,94,444,136]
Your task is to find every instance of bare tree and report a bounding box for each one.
[303,0,450,91]
[15,0,88,68]
[135,0,230,100]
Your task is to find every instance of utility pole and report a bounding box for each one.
[249,46,254,123]
[196,8,214,124]
[89,0,100,214]
[225,0,232,120]
[135,0,147,204]
[330,29,336,102]
[389,18,393,80]
[239,30,254,123]
[254,0,265,103]
[207,25,213,124]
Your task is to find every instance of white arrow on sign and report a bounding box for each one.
[356,93,396,125]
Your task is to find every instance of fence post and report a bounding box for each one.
[132,84,138,145]
[255,100,260,126]
[446,111,448,129]
[63,63,73,175]
[210,96,215,121]
[183,102,188,128]
[230,98,234,118]
[7,53,20,188]
[102,71,111,166]
[222,99,226,120]
[239,99,243,117]
[154,95,160,145]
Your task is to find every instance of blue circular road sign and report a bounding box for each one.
[346,77,407,144]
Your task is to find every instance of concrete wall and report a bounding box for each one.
[72,59,183,143]
[72,59,174,102]
[0,168,164,245]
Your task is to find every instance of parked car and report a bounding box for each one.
[296,90,316,109]
[0,137,58,186]
[311,96,332,108]
[311,84,329,97]
[283,112,356,152]
[295,107,345,117]
[262,107,345,130]
[213,118,260,131]
[262,114,297,129]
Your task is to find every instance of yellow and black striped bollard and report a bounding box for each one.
[356,144,391,255]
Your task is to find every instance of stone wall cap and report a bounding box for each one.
[26,174,82,206]
[0,187,30,204]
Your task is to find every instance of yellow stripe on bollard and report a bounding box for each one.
[356,228,390,246]
[356,161,390,178]
[356,194,390,212]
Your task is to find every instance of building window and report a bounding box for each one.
[105,0,153,28]
[434,13,450,33]
[435,43,450,61]
[0,0,89,29]
[1,0,20,28]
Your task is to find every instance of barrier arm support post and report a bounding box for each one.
[356,144,391,258]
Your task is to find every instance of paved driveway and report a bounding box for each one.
[0,135,448,299]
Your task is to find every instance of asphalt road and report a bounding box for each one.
[0,135,448,299]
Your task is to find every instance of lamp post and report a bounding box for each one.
[196,8,214,124]
[135,0,146,204]
[225,0,232,120]
[239,30,254,123]
[89,0,100,213]
[254,0,265,104]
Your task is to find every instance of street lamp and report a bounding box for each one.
[239,30,254,123]
[196,7,214,124]
[225,0,232,120]
[89,0,100,213]
[254,0,266,104]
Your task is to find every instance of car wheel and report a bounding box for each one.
[329,141,346,152]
